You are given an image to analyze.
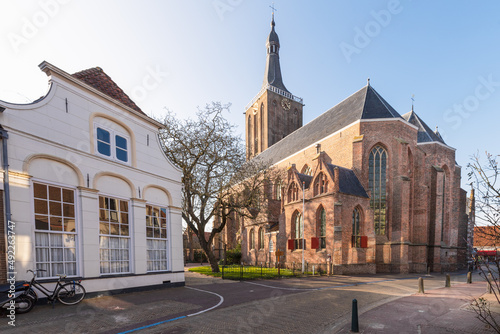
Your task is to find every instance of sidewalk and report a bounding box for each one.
[335,280,497,333]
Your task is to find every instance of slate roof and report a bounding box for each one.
[255,85,401,165]
[401,110,445,144]
[327,164,369,198]
[262,17,289,93]
[297,173,313,189]
[72,67,144,114]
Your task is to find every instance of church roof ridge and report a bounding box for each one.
[402,109,445,144]
[253,84,403,165]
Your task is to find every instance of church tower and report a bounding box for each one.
[245,14,304,160]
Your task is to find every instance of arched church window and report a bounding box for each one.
[318,207,326,249]
[275,179,282,200]
[369,145,387,235]
[301,165,313,176]
[258,227,264,250]
[288,182,299,203]
[352,207,361,247]
[249,228,255,250]
[293,211,303,249]
[314,173,328,196]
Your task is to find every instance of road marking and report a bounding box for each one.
[185,286,224,316]
[117,316,187,334]
[117,286,224,333]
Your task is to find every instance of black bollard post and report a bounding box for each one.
[467,271,472,284]
[351,299,359,332]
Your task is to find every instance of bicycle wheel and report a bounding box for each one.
[56,282,86,305]
[14,295,35,314]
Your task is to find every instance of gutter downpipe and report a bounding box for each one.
[0,127,12,225]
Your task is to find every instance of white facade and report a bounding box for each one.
[0,61,184,293]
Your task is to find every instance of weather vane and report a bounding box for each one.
[411,94,415,111]
[270,2,277,15]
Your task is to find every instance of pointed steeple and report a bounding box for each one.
[263,14,289,92]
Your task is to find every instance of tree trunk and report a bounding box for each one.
[188,227,194,262]
[206,248,219,273]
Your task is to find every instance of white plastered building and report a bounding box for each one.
[0,61,184,293]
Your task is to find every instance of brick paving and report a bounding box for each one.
[0,269,496,333]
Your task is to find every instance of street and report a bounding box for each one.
[1,269,494,333]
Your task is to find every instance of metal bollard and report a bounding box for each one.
[313,265,315,276]
[445,274,451,287]
[467,271,472,284]
[418,277,425,294]
[351,299,359,332]
[488,273,493,293]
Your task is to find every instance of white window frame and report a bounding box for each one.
[94,123,131,164]
[32,180,79,279]
[146,203,170,272]
[98,194,132,275]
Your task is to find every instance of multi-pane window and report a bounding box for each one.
[96,126,129,163]
[33,182,77,278]
[99,196,130,274]
[314,173,328,196]
[146,204,169,272]
[319,208,326,249]
[352,208,361,247]
[275,180,282,200]
[249,229,255,250]
[302,165,313,176]
[369,146,387,235]
[288,182,299,203]
[294,212,304,250]
[258,227,265,250]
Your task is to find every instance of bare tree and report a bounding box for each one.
[159,102,277,272]
[468,152,500,332]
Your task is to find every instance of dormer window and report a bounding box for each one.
[95,125,130,163]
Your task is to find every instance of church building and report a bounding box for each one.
[221,15,469,274]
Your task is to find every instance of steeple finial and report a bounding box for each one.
[367,78,370,86]
[411,94,415,112]
[270,3,277,26]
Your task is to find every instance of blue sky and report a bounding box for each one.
[1,0,499,191]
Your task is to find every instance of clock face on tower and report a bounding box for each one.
[281,98,291,110]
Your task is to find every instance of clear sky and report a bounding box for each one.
[1,0,499,192]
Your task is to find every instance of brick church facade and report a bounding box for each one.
[219,15,469,274]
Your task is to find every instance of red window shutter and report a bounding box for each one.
[311,237,319,249]
[360,236,368,248]
[288,239,295,250]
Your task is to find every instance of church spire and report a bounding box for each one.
[263,13,289,92]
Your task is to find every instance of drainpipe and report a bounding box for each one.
[0,126,11,225]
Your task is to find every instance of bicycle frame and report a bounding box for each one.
[26,270,81,302]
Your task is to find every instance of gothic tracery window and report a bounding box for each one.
[318,207,326,249]
[369,145,387,235]
[314,172,328,196]
[352,207,361,247]
[288,182,299,203]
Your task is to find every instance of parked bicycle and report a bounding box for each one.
[26,269,86,306]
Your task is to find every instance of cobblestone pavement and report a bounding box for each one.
[0,269,493,333]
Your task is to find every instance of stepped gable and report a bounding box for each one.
[327,164,369,198]
[72,67,144,114]
[402,110,445,144]
[255,84,402,165]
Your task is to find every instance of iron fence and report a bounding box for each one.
[221,263,329,280]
